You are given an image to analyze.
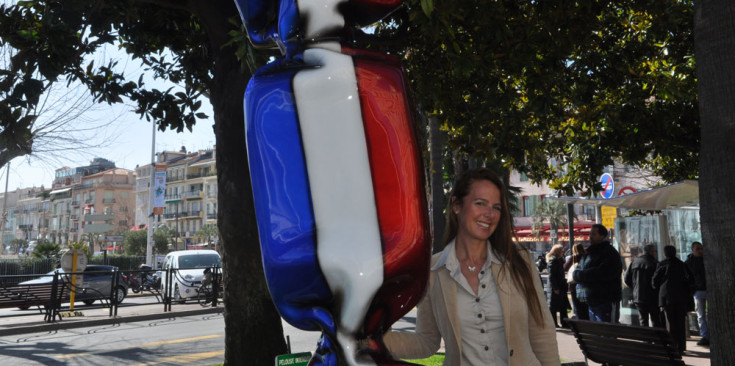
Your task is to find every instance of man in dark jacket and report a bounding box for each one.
[573,224,623,323]
[653,245,694,354]
[624,244,661,327]
[685,241,708,346]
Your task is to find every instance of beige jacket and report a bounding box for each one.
[384,243,560,366]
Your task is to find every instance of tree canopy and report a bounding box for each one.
[377,0,698,194]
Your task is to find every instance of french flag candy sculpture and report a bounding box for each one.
[234,0,431,364]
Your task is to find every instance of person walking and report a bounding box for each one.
[572,224,622,323]
[652,245,694,354]
[383,168,560,365]
[685,241,709,346]
[624,244,661,327]
[546,244,571,328]
[565,243,588,320]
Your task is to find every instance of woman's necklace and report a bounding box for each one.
[465,257,483,272]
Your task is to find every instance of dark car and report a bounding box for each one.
[19,264,128,306]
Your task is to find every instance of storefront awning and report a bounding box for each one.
[49,187,71,195]
[546,180,699,210]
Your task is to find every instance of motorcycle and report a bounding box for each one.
[122,266,161,294]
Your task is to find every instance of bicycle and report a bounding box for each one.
[196,283,215,307]
[196,268,215,307]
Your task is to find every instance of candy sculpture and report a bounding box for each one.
[235,0,431,364]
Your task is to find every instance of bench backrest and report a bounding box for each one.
[0,280,66,308]
[566,318,685,366]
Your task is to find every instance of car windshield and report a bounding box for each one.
[176,254,221,269]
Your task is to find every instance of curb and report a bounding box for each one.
[0,306,223,337]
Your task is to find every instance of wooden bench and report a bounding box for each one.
[0,277,67,322]
[566,318,685,366]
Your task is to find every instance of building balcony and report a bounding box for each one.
[103,198,116,204]
[72,200,81,206]
[71,214,79,220]
[168,176,182,183]
[187,172,203,179]
[165,194,182,201]
[70,228,78,233]
[18,224,33,230]
[207,213,216,220]
[85,199,94,204]
[206,192,218,199]
[181,190,203,199]
[184,210,201,218]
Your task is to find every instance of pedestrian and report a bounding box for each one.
[383,168,560,365]
[685,241,709,346]
[546,244,571,328]
[623,244,661,327]
[652,245,694,354]
[565,243,588,320]
[572,224,622,323]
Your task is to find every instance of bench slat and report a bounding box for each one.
[567,318,684,366]
[581,335,679,356]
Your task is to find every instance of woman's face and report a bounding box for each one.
[453,179,502,243]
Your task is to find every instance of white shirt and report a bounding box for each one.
[442,241,509,366]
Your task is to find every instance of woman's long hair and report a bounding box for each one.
[572,243,585,264]
[442,168,545,325]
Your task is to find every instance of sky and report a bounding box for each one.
[0,44,220,192]
[1,100,217,192]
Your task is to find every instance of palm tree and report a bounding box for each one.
[532,200,572,246]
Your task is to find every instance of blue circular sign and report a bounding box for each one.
[600,173,614,199]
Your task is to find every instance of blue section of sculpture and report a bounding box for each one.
[234,0,302,56]
[244,59,335,334]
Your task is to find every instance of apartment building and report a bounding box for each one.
[69,168,136,252]
[134,147,218,251]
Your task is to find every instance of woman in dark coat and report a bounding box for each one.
[652,245,694,354]
[546,244,571,327]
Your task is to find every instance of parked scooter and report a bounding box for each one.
[122,265,161,293]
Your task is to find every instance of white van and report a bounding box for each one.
[160,249,221,302]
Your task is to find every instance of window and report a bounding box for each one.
[520,172,529,182]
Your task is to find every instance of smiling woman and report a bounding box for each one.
[383,168,561,366]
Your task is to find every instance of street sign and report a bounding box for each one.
[600,173,615,199]
[106,235,124,242]
[275,352,311,366]
[61,249,88,273]
[601,206,617,229]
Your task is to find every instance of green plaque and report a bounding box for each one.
[275,352,311,366]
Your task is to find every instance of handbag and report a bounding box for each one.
[567,263,577,284]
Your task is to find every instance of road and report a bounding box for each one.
[0,298,418,365]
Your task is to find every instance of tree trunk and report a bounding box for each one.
[203,5,288,363]
[694,1,735,364]
[429,114,445,252]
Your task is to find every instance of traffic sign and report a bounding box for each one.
[600,173,615,199]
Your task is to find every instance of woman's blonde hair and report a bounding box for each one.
[443,168,544,325]
[546,244,564,262]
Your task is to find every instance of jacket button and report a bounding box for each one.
[482,284,486,289]
[485,346,489,351]
[475,297,480,302]
[481,329,485,333]
[481,270,485,275]
[509,349,514,356]
[477,313,482,318]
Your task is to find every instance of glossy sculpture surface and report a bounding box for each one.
[236,0,430,364]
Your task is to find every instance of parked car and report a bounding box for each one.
[160,250,222,303]
[19,264,128,307]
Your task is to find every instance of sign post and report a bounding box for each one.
[600,173,615,199]
[61,249,88,312]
